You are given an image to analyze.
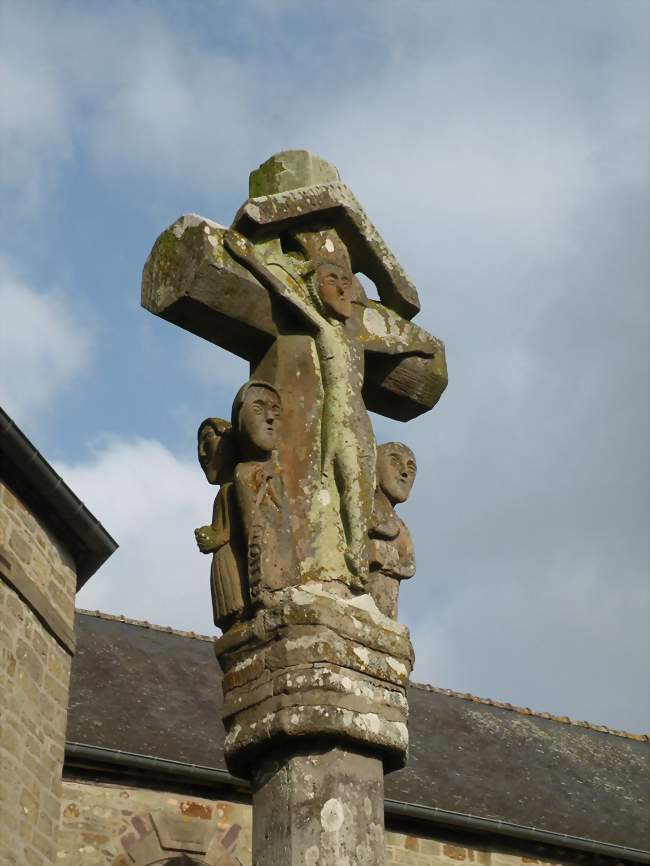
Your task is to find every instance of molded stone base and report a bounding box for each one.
[214,583,413,776]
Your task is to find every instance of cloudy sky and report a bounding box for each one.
[1,0,648,732]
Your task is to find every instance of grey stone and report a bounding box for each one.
[368,443,417,619]
[249,150,340,197]
[214,585,412,778]
[252,746,386,866]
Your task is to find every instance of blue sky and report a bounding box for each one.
[1,0,648,731]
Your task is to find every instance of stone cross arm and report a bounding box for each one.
[142,214,447,421]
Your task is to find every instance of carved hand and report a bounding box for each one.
[194,525,220,553]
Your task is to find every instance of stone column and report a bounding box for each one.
[215,584,413,866]
[253,747,385,866]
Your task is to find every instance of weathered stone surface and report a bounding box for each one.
[216,584,413,660]
[195,383,296,629]
[0,481,77,866]
[220,625,410,691]
[57,782,251,866]
[141,217,445,419]
[234,176,420,319]
[368,442,418,619]
[223,664,408,720]
[249,150,340,198]
[252,747,386,866]
[215,585,413,776]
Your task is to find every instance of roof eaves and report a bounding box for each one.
[0,408,118,589]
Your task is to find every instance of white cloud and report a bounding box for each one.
[0,4,76,219]
[87,32,259,193]
[60,437,217,633]
[0,262,93,423]
[0,3,266,221]
[2,0,645,243]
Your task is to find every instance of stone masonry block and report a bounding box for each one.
[215,585,413,777]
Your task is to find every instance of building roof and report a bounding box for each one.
[0,408,117,587]
[66,610,650,858]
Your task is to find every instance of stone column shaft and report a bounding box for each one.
[253,746,385,866]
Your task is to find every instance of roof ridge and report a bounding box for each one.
[410,680,650,743]
[75,608,214,643]
[75,609,649,743]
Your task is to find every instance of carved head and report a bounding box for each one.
[197,418,233,485]
[231,380,282,460]
[313,262,354,321]
[377,442,417,506]
[292,229,357,322]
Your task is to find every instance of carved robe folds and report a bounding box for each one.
[209,482,248,630]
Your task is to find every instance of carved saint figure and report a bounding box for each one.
[194,418,248,630]
[225,229,375,588]
[231,380,294,601]
[367,442,417,618]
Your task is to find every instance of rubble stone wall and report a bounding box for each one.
[58,780,563,866]
[0,481,77,866]
[0,482,77,629]
[58,781,253,866]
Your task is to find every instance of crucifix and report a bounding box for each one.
[141,150,447,866]
[142,150,446,591]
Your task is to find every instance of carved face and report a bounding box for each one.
[315,263,353,321]
[239,385,281,456]
[377,444,417,505]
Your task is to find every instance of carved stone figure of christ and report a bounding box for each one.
[225,228,375,589]
[368,442,417,618]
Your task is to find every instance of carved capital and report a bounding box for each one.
[215,585,413,777]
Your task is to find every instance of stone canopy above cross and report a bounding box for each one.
[142,149,447,598]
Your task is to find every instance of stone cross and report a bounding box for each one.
[142,150,447,866]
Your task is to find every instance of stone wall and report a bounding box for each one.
[58,781,252,866]
[0,481,77,629]
[1,480,77,866]
[385,834,547,866]
[58,780,563,866]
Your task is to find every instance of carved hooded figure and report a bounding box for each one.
[195,417,249,630]
[231,380,295,600]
